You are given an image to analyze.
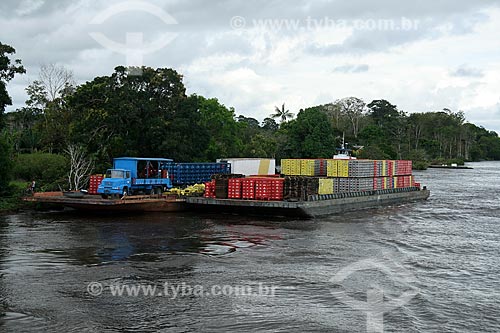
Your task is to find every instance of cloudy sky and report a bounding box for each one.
[2,0,500,133]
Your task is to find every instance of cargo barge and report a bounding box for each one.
[186,187,429,218]
[24,192,187,213]
[194,157,430,218]
[23,156,430,218]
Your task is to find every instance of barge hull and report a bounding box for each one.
[24,194,187,213]
[186,188,430,218]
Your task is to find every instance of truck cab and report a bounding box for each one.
[98,169,132,198]
[97,157,173,198]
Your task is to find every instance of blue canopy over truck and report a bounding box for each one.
[97,157,173,198]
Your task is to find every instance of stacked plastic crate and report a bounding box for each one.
[228,178,242,199]
[318,178,334,195]
[281,159,301,175]
[241,178,257,199]
[204,180,216,198]
[172,162,231,185]
[282,159,328,177]
[88,174,104,194]
[326,160,338,177]
[348,160,375,178]
[395,160,412,176]
[315,159,327,176]
[215,178,229,199]
[254,178,284,200]
[300,159,316,176]
[395,175,413,188]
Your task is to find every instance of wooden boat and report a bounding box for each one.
[24,193,187,213]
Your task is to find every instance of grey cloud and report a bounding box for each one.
[305,10,491,57]
[307,28,424,56]
[2,0,500,132]
[465,103,500,134]
[0,0,76,18]
[333,64,369,73]
[450,65,484,78]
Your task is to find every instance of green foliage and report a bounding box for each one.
[356,145,391,160]
[0,42,25,195]
[197,96,244,160]
[12,153,68,191]
[0,42,26,123]
[0,135,12,195]
[412,161,429,170]
[262,117,278,131]
[406,149,429,170]
[271,103,294,123]
[3,58,500,184]
[281,107,337,158]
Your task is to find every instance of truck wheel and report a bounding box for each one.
[122,187,129,196]
[101,194,108,199]
[154,187,162,195]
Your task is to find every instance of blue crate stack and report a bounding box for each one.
[171,162,231,185]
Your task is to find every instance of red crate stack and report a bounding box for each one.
[228,178,242,199]
[318,159,327,177]
[396,160,412,175]
[88,174,104,194]
[387,160,394,176]
[254,178,284,201]
[405,175,412,187]
[241,178,256,199]
[204,180,216,198]
[397,176,404,188]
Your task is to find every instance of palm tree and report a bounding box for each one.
[271,103,294,123]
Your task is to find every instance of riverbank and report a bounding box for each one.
[0,195,25,215]
[0,181,35,215]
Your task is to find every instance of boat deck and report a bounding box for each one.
[24,193,187,212]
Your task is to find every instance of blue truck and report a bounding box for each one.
[97,157,173,198]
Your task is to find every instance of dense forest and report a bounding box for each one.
[2,41,500,193]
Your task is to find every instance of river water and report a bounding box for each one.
[1,162,499,332]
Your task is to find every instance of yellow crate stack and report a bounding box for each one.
[281,159,291,175]
[281,159,302,175]
[318,178,334,194]
[337,160,349,177]
[300,159,315,176]
[326,159,338,177]
[382,160,387,177]
[394,176,398,188]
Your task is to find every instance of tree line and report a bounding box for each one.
[1,41,500,193]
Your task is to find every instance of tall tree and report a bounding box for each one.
[281,107,337,158]
[0,42,25,194]
[262,117,278,131]
[0,42,25,127]
[334,97,367,138]
[271,103,294,123]
[39,63,75,102]
[68,66,190,165]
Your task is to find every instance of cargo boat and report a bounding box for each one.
[24,192,187,213]
[186,187,429,218]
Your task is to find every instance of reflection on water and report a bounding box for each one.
[1,162,500,332]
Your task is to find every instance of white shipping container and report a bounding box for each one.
[216,158,276,176]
